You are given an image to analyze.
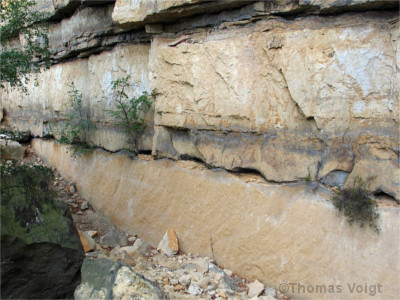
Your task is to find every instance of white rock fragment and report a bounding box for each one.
[69,183,76,194]
[196,259,209,274]
[188,282,202,296]
[81,201,89,210]
[85,230,97,238]
[178,274,191,286]
[248,280,265,298]
[223,269,232,276]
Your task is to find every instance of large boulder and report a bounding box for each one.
[75,257,168,299]
[1,163,85,299]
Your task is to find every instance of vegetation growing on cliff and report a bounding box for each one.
[0,0,50,90]
[49,82,96,157]
[332,176,380,233]
[107,76,152,153]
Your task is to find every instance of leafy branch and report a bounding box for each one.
[49,82,96,157]
[106,76,152,152]
[1,0,50,91]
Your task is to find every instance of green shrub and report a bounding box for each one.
[1,0,51,91]
[1,160,54,178]
[49,82,96,157]
[106,76,152,152]
[332,176,380,234]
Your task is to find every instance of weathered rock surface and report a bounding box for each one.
[32,140,400,299]
[1,163,84,299]
[74,257,167,300]
[151,12,398,134]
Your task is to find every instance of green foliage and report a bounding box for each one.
[1,160,54,178]
[1,161,79,249]
[49,82,96,157]
[0,144,6,156]
[106,76,152,152]
[332,176,380,234]
[1,0,50,91]
[305,170,311,183]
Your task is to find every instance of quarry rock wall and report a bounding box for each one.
[1,1,399,298]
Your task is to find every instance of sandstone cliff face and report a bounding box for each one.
[1,1,399,298]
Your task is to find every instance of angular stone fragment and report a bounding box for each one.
[81,200,89,210]
[157,227,179,257]
[248,280,265,298]
[69,183,77,194]
[115,238,151,259]
[188,281,202,296]
[196,259,209,274]
[209,263,241,292]
[78,230,96,253]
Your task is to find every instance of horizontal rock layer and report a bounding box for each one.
[112,0,399,30]
[32,139,400,300]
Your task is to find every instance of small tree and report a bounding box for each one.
[50,82,96,156]
[0,0,50,91]
[107,76,152,152]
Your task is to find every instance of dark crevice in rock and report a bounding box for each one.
[81,0,116,8]
[158,1,399,36]
[230,167,267,180]
[179,154,206,164]
[317,1,399,16]
[137,150,152,155]
[374,189,399,204]
[45,1,81,21]
[49,29,151,65]
[229,167,305,185]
